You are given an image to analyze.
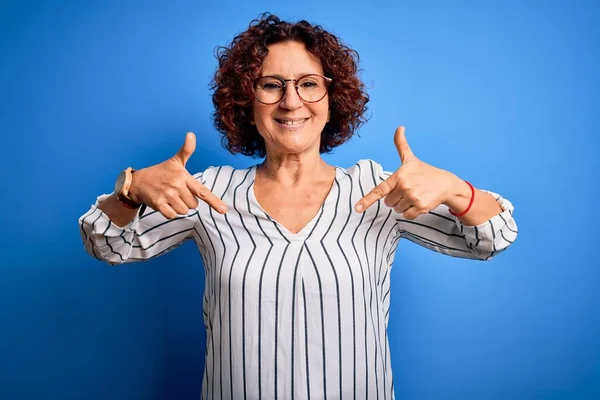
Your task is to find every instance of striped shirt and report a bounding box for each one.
[79,159,518,400]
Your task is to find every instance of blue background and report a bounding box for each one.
[1,0,598,399]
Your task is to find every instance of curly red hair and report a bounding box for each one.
[211,13,369,158]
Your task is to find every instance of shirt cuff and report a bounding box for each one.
[92,193,143,236]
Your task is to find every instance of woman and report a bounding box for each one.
[79,13,517,400]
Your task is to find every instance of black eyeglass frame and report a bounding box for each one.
[253,74,333,105]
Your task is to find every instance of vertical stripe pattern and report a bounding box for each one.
[79,159,518,399]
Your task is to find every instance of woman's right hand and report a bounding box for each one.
[128,132,227,219]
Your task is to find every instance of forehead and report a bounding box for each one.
[261,41,324,76]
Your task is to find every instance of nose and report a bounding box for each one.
[279,83,303,111]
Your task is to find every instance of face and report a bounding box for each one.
[252,41,330,157]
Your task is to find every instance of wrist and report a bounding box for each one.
[114,167,142,207]
[128,170,142,204]
[442,174,466,203]
[445,179,475,217]
[443,174,471,208]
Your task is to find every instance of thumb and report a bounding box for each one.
[173,132,196,166]
[394,126,416,164]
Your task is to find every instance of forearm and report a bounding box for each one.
[98,193,140,228]
[80,192,194,265]
[444,176,504,226]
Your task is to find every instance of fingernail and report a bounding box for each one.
[355,204,364,212]
[219,205,227,214]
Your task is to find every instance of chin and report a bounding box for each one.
[261,123,326,154]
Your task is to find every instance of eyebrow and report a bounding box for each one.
[260,73,321,79]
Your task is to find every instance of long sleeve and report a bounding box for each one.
[78,171,206,265]
[373,161,518,261]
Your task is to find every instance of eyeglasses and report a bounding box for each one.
[253,74,332,105]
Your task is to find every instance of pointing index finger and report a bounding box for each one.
[355,178,394,213]
[187,177,228,214]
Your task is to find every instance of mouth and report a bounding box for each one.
[274,118,309,126]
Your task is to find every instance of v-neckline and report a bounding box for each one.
[248,165,340,240]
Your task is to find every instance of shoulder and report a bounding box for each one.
[337,159,388,183]
[192,164,255,187]
[332,159,391,194]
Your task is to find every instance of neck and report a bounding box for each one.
[259,148,329,186]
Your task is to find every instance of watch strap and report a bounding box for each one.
[117,194,142,209]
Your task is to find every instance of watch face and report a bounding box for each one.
[115,171,126,193]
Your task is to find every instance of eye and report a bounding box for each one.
[257,78,284,91]
[298,75,326,90]
[299,80,319,89]
[262,82,283,90]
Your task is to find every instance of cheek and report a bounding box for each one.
[317,101,330,120]
[252,105,272,132]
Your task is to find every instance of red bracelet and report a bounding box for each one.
[449,181,475,217]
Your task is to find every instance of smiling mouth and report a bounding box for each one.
[275,118,309,125]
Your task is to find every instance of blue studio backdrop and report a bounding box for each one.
[1,0,599,399]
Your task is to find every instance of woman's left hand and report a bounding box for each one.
[355,126,463,219]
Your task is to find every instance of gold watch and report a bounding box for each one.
[114,167,141,209]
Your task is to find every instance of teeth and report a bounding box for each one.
[279,118,307,125]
